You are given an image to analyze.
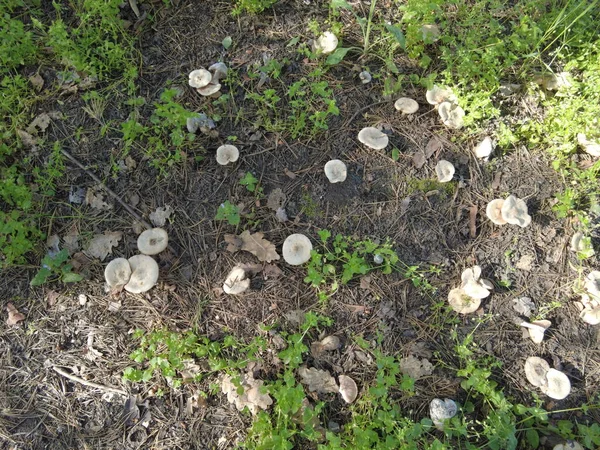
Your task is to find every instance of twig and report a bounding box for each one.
[53,366,127,396]
[342,99,393,129]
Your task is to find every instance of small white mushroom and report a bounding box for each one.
[338,375,358,404]
[324,159,347,183]
[486,199,507,225]
[474,137,493,159]
[359,71,372,84]
[448,287,481,314]
[553,441,584,450]
[313,31,338,54]
[189,69,212,89]
[585,271,600,299]
[577,133,600,157]
[216,144,239,165]
[223,265,250,295]
[540,368,571,400]
[125,254,159,294]
[435,160,455,183]
[524,356,550,387]
[104,258,132,288]
[373,254,384,264]
[425,85,456,105]
[501,195,531,228]
[460,266,492,299]
[520,320,551,344]
[394,97,419,114]
[580,307,600,325]
[208,62,228,83]
[438,101,465,129]
[137,228,169,255]
[429,398,457,430]
[358,127,389,150]
[570,232,594,256]
[535,72,571,91]
[282,234,313,266]
[197,83,222,96]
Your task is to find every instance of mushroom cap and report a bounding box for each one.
[570,231,584,252]
[394,97,419,114]
[580,306,600,325]
[429,398,457,429]
[435,160,455,182]
[474,137,493,158]
[438,101,465,129]
[426,85,456,105]
[338,375,358,404]
[324,159,347,183]
[104,257,132,288]
[189,69,212,88]
[540,368,571,399]
[521,320,551,344]
[486,199,508,225]
[208,62,228,83]
[524,356,550,387]
[584,271,600,298]
[448,287,481,314]
[577,133,600,157]
[197,83,221,96]
[501,195,531,228]
[124,255,159,294]
[358,127,389,149]
[313,31,338,54]
[320,335,341,351]
[553,441,584,450]
[463,279,491,299]
[223,266,250,295]
[186,113,214,134]
[216,145,239,165]
[137,228,169,255]
[282,233,313,265]
[359,71,372,84]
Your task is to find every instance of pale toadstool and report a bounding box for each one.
[461,266,493,299]
[435,160,455,182]
[208,62,228,83]
[394,97,419,114]
[282,233,313,266]
[429,398,457,430]
[358,127,389,150]
[359,71,372,84]
[570,231,594,256]
[425,85,456,105]
[553,441,584,450]
[448,287,481,314]
[474,137,493,159]
[104,257,132,288]
[577,133,600,157]
[338,375,358,404]
[580,307,600,325]
[540,368,571,400]
[189,69,212,88]
[223,265,250,295]
[124,254,159,294]
[438,101,465,129]
[501,195,531,228]
[324,159,347,183]
[584,271,600,299]
[520,320,551,344]
[313,31,338,54]
[137,228,169,255]
[524,356,550,387]
[216,144,239,165]
[486,199,507,225]
[197,82,222,96]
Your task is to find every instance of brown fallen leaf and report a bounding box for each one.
[46,290,60,307]
[149,205,173,227]
[468,205,478,238]
[224,234,242,253]
[267,188,287,211]
[6,303,25,325]
[412,150,426,168]
[29,73,44,91]
[84,231,123,261]
[226,230,280,262]
[26,113,51,134]
[284,168,297,179]
[16,129,38,147]
[344,304,371,315]
[425,136,443,158]
[298,367,339,394]
[85,186,112,211]
[263,264,283,279]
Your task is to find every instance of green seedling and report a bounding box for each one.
[215,200,241,226]
[30,249,83,286]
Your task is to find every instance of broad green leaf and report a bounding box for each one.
[287,36,300,47]
[384,24,406,49]
[62,272,83,283]
[525,429,539,448]
[222,36,232,49]
[325,47,351,65]
[391,148,400,161]
[331,0,352,10]
[30,267,51,286]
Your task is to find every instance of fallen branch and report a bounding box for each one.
[53,366,127,396]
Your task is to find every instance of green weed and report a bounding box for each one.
[215,200,241,226]
[30,248,83,286]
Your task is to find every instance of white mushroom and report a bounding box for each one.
[208,62,228,83]
[197,83,222,96]
[358,127,389,150]
[313,31,338,54]
[474,137,493,159]
[486,199,507,225]
[540,368,571,400]
[186,113,215,134]
[216,144,239,165]
[460,266,492,299]
[524,356,550,387]
[535,72,571,90]
[394,97,419,114]
[429,398,457,430]
[282,234,313,266]
[338,375,358,404]
[435,160,455,182]
[580,307,600,325]
[104,258,132,288]
[137,228,169,255]
[223,265,250,295]
[189,69,212,89]
[577,133,600,157]
[584,271,600,299]
[124,254,159,294]
[553,441,584,450]
[448,288,481,314]
[570,231,594,256]
[501,195,531,228]
[438,101,465,129]
[359,71,372,84]
[324,159,347,183]
[425,85,456,105]
[520,320,551,344]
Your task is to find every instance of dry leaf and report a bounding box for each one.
[425,137,443,158]
[85,231,123,261]
[267,188,287,211]
[46,290,60,307]
[360,276,371,289]
[284,168,297,179]
[63,233,80,253]
[468,204,478,238]
[263,264,283,279]
[221,373,273,415]
[26,113,51,134]
[6,303,25,325]
[275,207,288,222]
[228,230,280,262]
[224,234,242,253]
[29,73,44,91]
[16,129,38,147]
[513,297,535,317]
[85,186,112,211]
[298,366,339,394]
[412,150,426,168]
[399,355,434,380]
[149,205,173,227]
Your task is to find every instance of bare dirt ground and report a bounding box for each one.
[1,1,599,449]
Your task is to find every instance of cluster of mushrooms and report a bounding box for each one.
[447,266,494,314]
[525,357,571,400]
[485,195,532,228]
[576,271,600,325]
[103,228,168,293]
[188,63,228,97]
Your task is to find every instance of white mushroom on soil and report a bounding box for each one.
[137,228,169,255]
[429,398,457,430]
[448,287,481,314]
[553,441,584,450]
[197,82,221,96]
[501,195,532,228]
[282,233,313,266]
[223,265,250,295]
[188,69,212,88]
[474,136,494,159]
[104,257,132,288]
[216,144,239,165]
[394,97,419,114]
[570,231,594,256]
[435,160,455,182]
[208,62,228,83]
[438,101,465,129]
[338,375,358,404]
[324,159,347,183]
[584,271,600,299]
[486,199,508,225]
[524,356,550,387]
[425,85,456,105]
[358,127,389,150]
[580,307,600,325]
[461,265,493,300]
[313,31,338,54]
[520,320,551,344]
[540,368,571,400]
[359,71,372,84]
[124,254,159,294]
[577,133,600,157]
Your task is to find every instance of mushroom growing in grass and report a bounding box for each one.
[137,228,169,255]
[501,195,531,228]
[189,69,212,88]
[524,357,550,387]
[124,254,159,294]
[359,71,372,84]
[584,271,600,299]
[541,368,571,400]
[216,144,239,165]
[435,160,455,182]
[426,85,456,105]
[282,234,313,266]
[358,127,389,150]
[223,265,250,295]
[474,136,493,159]
[324,159,347,183]
[197,82,221,97]
[448,288,481,314]
[438,101,465,129]
[577,133,600,157]
[486,199,507,225]
[580,307,600,325]
[394,97,419,114]
[338,375,358,404]
[429,398,457,430]
[461,265,493,300]
[104,257,132,289]
[313,31,338,54]
[553,441,584,450]
[520,320,551,344]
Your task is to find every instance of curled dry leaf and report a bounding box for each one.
[85,186,112,211]
[512,297,535,317]
[310,335,341,357]
[338,375,358,404]
[267,188,287,211]
[224,230,280,262]
[221,373,273,415]
[399,355,434,380]
[149,206,173,227]
[6,303,25,325]
[298,366,339,394]
[85,231,123,261]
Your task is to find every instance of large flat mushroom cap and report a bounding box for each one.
[486,199,507,225]
[324,159,347,183]
[216,145,240,165]
[104,257,132,288]
[358,127,389,150]
[448,287,481,314]
[189,69,212,88]
[313,31,339,54]
[137,228,169,255]
[435,160,455,182]
[125,254,159,294]
[540,368,571,399]
[426,85,456,105]
[524,356,550,387]
[197,83,222,96]
[429,398,457,429]
[580,306,600,325]
[282,234,313,265]
[501,195,531,228]
[394,97,419,114]
[438,101,465,129]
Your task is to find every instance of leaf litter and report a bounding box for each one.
[84,231,123,261]
[225,230,280,262]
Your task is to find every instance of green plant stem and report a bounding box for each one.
[363,0,378,54]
